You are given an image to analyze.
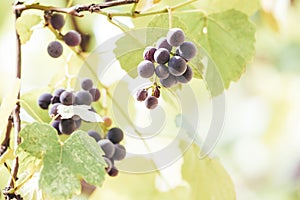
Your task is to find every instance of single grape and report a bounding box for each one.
[155,64,169,79]
[136,89,148,101]
[145,96,158,109]
[51,88,65,104]
[178,41,197,60]
[50,13,65,30]
[75,91,93,105]
[177,65,193,83]
[160,74,177,88]
[64,30,81,47]
[153,87,160,98]
[98,139,115,158]
[49,103,61,118]
[89,88,101,102]
[51,120,61,135]
[107,127,124,144]
[112,144,126,161]
[137,60,155,78]
[102,116,112,127]
[59,91,75,105]
[167,28,185,47]
[168,56,187,76]
[154,48,170,64]
[81,78,93,91]
[88,130,101,142]
[38,93,53,109]
[47,41,63,58]
[72,115,82,129]
[103,156,113,172]
[59,119,76,135]
[108,166,119,177]
[143,46,156,62]
[156,37,172,52]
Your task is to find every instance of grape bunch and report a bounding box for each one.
[47,13,82,58]
[37,77,101,135]
[87,128,126,177]
[136,28,196,109]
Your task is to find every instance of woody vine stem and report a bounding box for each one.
[2,0,199,198]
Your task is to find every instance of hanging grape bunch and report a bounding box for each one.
[46,13,82,58]
[136,28,197,109]
[88,128,126,177]
[37,78,101,134]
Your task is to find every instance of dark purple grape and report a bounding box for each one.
[108,166,119,177]
[38,93,53,109]
[51,88,65,104]
[47,41,63,58]
[155,64,169,79]
[112,144,126,161]
[153,87,160,98]
[145,96,158,109]
[154,48,170,64]
[156,37,172,52]
[136,89,148,101]
[59,118,76,135]
[168,56,187,76]
[72,115,82,129]
[64,30,81,47]
[60,91,75,105]
[88,130,101,142]
[167,28,185,47]
[50,13,65,30]
[49,103,61,118]
[178,41,197,60]
[177,65,193,83]
[143,46,156,62]
[89,88,101,102]
[107,128,124,144]
[137,60,155,78]
[160,74,177,88]
[98,139,115,158]
[81,78,93,91]
[51,120,62,135]
[75,91,92,105]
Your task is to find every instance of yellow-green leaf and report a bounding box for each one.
[0,78,20,139]
[16,14,42,44]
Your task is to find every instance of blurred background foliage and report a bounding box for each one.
[0,0,300,200]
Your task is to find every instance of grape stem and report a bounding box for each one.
[0,116,13,157]
[3,2,23,198]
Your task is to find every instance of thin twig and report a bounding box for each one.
[0,116,13,156]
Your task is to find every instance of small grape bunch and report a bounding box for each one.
[37,77,101,135]
[136,83,160,110]
[136,28,196,109]
[47,13,82,58]
[88,128,126,177]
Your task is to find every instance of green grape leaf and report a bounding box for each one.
[193,0,260,16]
[90,143,235,200]
[18,123,106,200]
[178,10,256,95]
[181,144,236,200]
[0,78,20,140]
[16,14,42,44]
[21,88,52,123]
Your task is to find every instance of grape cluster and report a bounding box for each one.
[87,128,126,177]
[136,28,197,109]
[47,13,82,58]
[37,78,101,135]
